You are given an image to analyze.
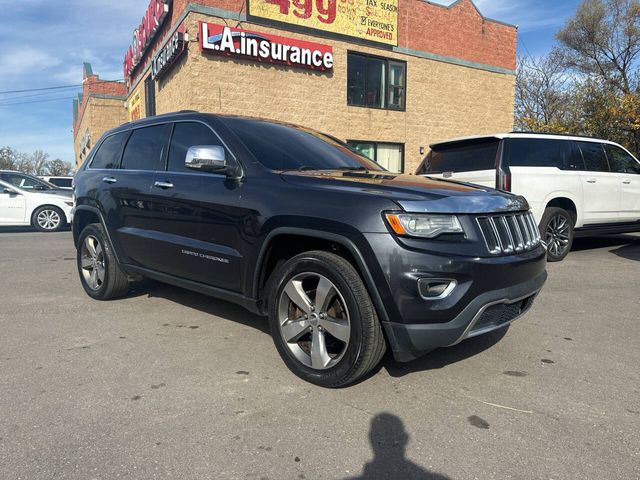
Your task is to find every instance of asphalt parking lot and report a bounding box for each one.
[0,229,639,480]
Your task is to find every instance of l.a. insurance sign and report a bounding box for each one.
[248,0,398,46]
[201,23,334,71]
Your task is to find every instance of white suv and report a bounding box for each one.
[416,133,640,261]
[0,171,73,232]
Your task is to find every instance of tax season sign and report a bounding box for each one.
[200,23,334,71]
[248,0,398,46]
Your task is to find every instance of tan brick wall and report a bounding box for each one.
[130,12,515,173]
[73,96,127,169]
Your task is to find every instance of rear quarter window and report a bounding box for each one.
[90,132,128,169]
[418,140,499,174]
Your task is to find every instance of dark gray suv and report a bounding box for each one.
[73,112,547,387]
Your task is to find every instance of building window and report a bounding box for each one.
[145,76,156,117]
[348,141,404,173]
[347,53,406,111]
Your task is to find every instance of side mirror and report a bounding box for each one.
[186,145,227,173]
[3,187,18,195]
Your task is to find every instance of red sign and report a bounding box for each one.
[124,0,173,83]
[200,23,334,71]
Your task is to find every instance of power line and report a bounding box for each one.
[0,96,77,107]
[0,79,125,96]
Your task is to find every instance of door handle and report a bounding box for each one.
[102,177,117,184]
[154,181,174,189]
[586,178,597,184]
[622,180,632,184]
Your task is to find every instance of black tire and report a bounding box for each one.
[539,207,574,262]
[76,223,130,300]
[268,251,386,388]
[31,205,66,232]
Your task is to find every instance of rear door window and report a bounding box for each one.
[577,142,610,172]
[121,124,171,171]
[507,138,581,169]
[90,132,128,169]
[167,122,227,173]
[418,140,500,174]
[604,144,640,174]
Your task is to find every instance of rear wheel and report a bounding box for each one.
[268,251,386,388]
[77,223,130,300]
[32,206,65,232]
[540,207,574,262]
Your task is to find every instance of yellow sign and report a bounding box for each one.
[249,0,398,46]
[128,90,142,122]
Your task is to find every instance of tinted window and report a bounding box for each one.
[50,178,73,188]
[417,140,499,174]
[224,118,383,171]
[1,173,53,191]
[577,142,610,172]
[508,138,582,169]
[121,124,170,171]
[168,122,226,173]
[90,132,127,169]
[605,144,640,174]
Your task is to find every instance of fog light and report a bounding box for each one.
[418,279,456,300]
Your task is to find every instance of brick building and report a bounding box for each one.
[72,64,128,167]
[72,0,517,172]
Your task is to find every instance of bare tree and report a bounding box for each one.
[30,150,50,176]
[47,159,74,176]
[0,146,17,170]
[515,49,577,132]
[15,152,34,174]
[557,0,640,95]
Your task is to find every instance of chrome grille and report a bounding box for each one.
[477,212,541,255]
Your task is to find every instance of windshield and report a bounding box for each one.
[0,172,56,191]
[224,117,384,172]
[417,139,500,175]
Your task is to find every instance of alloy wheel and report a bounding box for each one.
[545,214,571,257]
[278,273,351,370]
[37,209,61,230]
[80,236,105,291]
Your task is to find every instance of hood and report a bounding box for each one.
[281,171,529,214]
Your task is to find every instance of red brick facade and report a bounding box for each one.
[397,0,517,71]
[73,64,127,136]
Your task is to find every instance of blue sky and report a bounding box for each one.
[0,0,580,164]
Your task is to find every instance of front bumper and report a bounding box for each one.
[384,270,547,362]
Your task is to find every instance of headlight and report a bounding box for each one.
[385,213,464,238]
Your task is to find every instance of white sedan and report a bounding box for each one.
[0,175,73,232]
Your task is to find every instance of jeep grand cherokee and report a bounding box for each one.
[73,112,547,387]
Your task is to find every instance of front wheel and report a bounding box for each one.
[539,207,574,262]
[268,251,386,388]
[32,206,65,232]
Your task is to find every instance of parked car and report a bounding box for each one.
[0,173,73,232]
[72,112,547,387]
[40,176,73,190]
[416,133,640,261]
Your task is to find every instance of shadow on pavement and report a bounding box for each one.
[343,413,451,480]
[0,226,71,234]
[384,327,508,378]
[572,234,639,252]
[130,280,269,334]
[610,243,640,261]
